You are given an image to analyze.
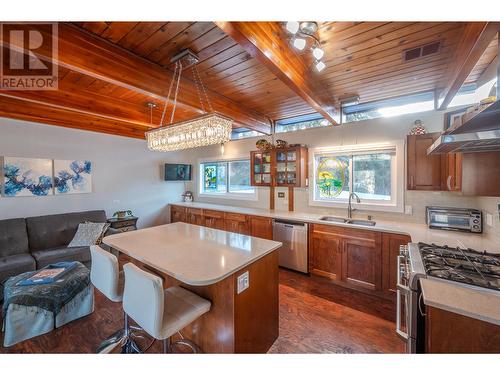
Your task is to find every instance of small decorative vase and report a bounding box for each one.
[410,120,427,135]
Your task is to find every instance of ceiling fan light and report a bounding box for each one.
[292,37,306,51]
[286,21,300,34]
[312,47,324,60]
[315,60,326,72]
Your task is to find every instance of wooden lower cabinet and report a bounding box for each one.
[224,212,249,235]
[170,205,186,223]
[342,232,381,291]
[381,233,411,295]
[186,208,204,226]
[203,209,226,230]
[248,215,273,240]
[310,224,405,295]
[309,225,342,280]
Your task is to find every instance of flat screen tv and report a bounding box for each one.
[164,163,191,181]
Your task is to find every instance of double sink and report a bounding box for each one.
[319,216,376,227]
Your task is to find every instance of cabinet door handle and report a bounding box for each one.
[447,175,452,191]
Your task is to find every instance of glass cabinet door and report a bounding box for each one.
[275,149,297,186]
[253,151,272,185]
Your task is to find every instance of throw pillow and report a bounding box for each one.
[68,222,110,247]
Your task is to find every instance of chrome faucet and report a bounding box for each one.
[347,192,361,219]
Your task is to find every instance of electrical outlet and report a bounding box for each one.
[278,192,285,198]
[405,205,413,215]
[237,271,249,294]
[113,199,120,204]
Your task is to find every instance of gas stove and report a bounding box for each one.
[418,242,500,292]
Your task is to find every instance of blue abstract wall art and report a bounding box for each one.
[3,157,53,197]
[54,160,92,194]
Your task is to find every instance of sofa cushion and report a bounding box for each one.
[26,210,107,252]
[68,222,110,247]
[0,254,36,284]
[0,218,29,258]
[31,246,91,269]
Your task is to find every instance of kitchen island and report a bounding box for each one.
[103,222,282,353]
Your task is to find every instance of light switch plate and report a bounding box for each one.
[404,205,413,215]
[486,213,493,227]
[237,271,249,294]
[278,192,285,198]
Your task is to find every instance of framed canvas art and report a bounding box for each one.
[3,157,53,197]
[54,160,92,194]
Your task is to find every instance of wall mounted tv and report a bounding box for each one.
[164,164,191,181]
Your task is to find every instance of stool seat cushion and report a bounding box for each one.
[159,286,211,340]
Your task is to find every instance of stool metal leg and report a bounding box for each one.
[163,337,171,353]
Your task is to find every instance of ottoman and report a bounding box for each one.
[2,262,94,347]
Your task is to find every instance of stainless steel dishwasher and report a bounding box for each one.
[272,219,308,273]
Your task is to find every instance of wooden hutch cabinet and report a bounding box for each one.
[250,146,308,188]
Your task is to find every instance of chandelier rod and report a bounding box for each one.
[192,63,213,113]
[159,61,179,127]
[170,61,183,124]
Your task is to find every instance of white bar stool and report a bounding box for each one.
[90,245,143,353]
[122,262,211,353]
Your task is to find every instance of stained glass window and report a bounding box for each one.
[315,156,350,199]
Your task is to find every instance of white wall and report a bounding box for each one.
[0,118,188,228]
[182,109,500,232]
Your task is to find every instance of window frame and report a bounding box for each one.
[198,156,258,201]
[309,141,405,213]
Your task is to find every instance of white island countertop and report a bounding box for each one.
[103,222,282,286]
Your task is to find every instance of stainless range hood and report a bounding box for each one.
[428,100,500,154]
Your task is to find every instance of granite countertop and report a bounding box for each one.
[421,278,500,326]
[103,222,282,286]
[171,201,500,253]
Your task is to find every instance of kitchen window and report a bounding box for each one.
[310,142,404,212]
[199,159,256,199]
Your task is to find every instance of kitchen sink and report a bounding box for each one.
[347,219,376,226]
[319,216,376,227]
[319,216,348,223]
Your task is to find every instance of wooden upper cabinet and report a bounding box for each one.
[274,146,308,187]
[170,205,186,223]
[442,152,462,192]
[407,133,443,190]
[250,146,308,188]
[248,215,273,240]
[186,208,204,226]
[251,150,273,186]
[461,151,500,196]
[204,209,226,230]
[224,212,249,235]
[381,232,411,295]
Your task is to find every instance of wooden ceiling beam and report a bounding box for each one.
[438,22,499,110]
[216,22,338,124]
[0,23,272,134]
[0,95,148,139]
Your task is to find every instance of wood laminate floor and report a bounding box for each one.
[0,269,404,354]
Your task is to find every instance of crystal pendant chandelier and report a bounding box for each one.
[146,50,233,152]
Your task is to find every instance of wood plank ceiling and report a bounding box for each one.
[0,21,497,139]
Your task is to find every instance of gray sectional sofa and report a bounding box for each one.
[0,210,117,300]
